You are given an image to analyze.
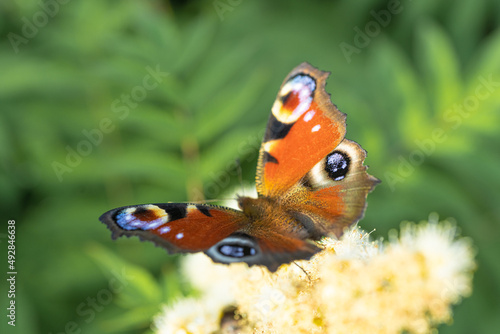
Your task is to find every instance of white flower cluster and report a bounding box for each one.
[155,214,475,334]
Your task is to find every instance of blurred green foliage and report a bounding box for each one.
[1,0,499,333]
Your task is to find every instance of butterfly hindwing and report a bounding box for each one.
[298,139,380,237]
[99,203,247,253]
[256,62,347,197]
[205,230,321,272]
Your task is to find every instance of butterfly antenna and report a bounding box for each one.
[293,261,311,281]
[188,198,235,204]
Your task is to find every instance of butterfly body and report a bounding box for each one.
[100,63,379,272]
[236,194,312,242]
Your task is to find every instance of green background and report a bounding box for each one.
[1,0,499,333]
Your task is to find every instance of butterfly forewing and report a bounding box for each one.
[256,62,347,197]
[99,203,247,253]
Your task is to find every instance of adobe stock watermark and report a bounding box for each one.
[51,65,169,182]
[193,117,300,200]
[213,0,243,21]
[240,268,287,320]
[48,268,132,334]
[339,0,404,64]
[384,74,500,191]
[8,0,72,54]
[253,286,286,321]
[191,128,265,201]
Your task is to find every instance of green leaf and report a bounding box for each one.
[199,126,262,182]
[99,305,161,332]
[195,68,266,142]
[415,20,462,116]
[87,243,162,307]
[174,15,217,72]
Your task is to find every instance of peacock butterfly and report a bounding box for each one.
[100,63,379,272]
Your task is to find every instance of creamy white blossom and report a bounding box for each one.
[155,215,475,334]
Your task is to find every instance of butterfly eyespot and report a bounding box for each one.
[325,151,350,181]
[218,244,257,258]
[205,234,260,263]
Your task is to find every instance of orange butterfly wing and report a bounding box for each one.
[255,63,378,240]
[297,139,380,238]
[99,203,247,252]
[256,62,346,197]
